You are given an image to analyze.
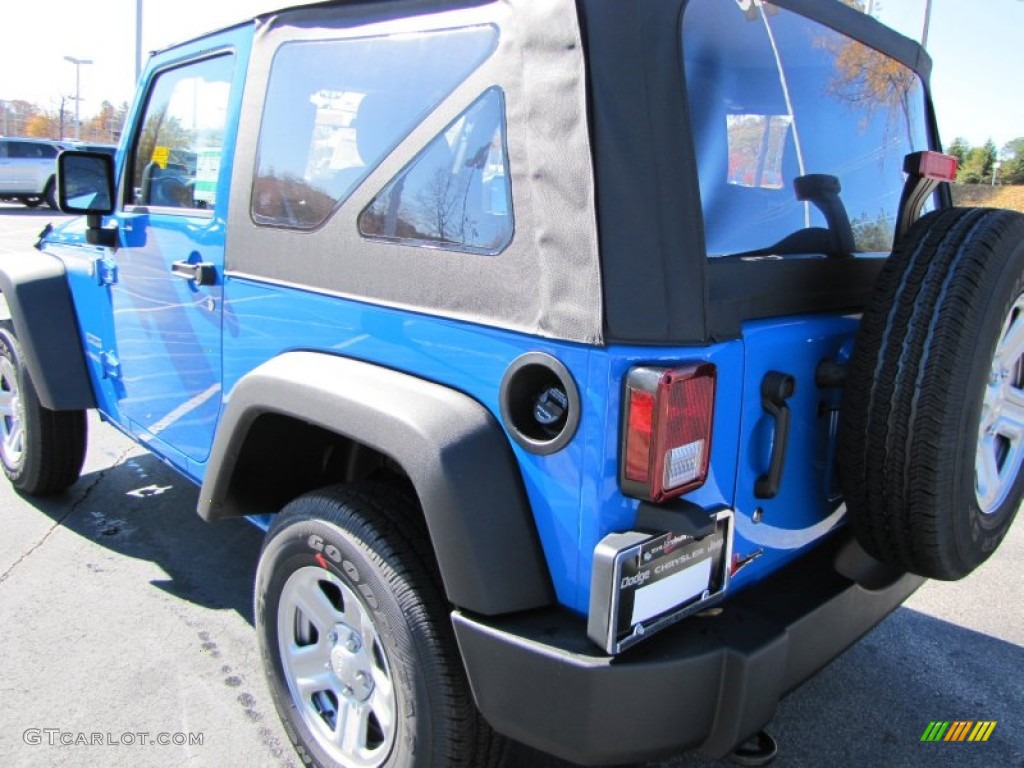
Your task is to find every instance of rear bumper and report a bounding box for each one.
[452,534,923,765]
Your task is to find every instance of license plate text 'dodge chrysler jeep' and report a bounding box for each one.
[2,1,1022,766]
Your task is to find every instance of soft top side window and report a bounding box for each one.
[358,87,513,255]
[684,0,929,258]
[252,25,498,230]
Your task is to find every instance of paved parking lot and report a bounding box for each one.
[0,203,1021,767]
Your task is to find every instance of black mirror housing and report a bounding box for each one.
[57,150,116,215]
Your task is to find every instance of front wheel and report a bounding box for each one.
[18,196,43,209]
[0,327,86,495]
[255,485,506,768]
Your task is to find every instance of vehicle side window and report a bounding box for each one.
[38,144,57,159]
[252,25,497,230]
[9,142,44,159]
[683,0,929,257]
[0,142,7,159]
[128,54,234,211]
[359,88,513,254]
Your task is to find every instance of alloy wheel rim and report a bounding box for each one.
[976,293,1024,515]
[277,565,396,767]
[0,357,25,469]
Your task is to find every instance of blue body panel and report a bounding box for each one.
[215,277,857,613]
[45,224,860,614]
[49,25,253,478]
[730,315,858,580]
[40,15,861,618]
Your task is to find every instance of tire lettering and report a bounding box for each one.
[357,583,379,609]
[306,534,381,617]
[306,534,341,563]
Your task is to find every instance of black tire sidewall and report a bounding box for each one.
[255,508,435,768]
[44,178,58,210]
[0,328,40,486]
[951,235,1024,570]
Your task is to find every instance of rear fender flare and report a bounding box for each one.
[200,352,554,615]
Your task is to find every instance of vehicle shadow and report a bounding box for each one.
[20,453,1024,768]
[23,452,264,624]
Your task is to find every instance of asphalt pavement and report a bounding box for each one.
[0,203,1021,768]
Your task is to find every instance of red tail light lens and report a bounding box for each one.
[620,363,716,502]
[905,150,958,182]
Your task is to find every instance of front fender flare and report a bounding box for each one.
[200,352,554,615]
[0,251,95,411]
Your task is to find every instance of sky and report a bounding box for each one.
[1,0,1023,152]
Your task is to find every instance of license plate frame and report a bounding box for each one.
[588,509,733,654]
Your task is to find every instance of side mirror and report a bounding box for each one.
[57,151,118,247]
[57,151,116,215]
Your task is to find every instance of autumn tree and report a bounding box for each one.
[25,112,59,139]
[83,100,129,144]
[958,139,998,184]
[1001,138,1024,185]
[1,100,41,137]
[947,137,970,169]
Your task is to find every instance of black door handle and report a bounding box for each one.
[171,260,216,286]
[755,371,796,499]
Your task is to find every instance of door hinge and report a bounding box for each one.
[95,257,118,286]
[100,351,121,380]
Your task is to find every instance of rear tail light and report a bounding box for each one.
[620,363,716,502]
[904,150,958,182]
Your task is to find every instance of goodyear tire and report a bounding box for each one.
[0,327,87,495]
[255,485,506,768]
[840,207,1024,580]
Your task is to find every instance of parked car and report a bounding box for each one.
[0,137,66,208]
[1,0,1021,766]
[67,142,119,157]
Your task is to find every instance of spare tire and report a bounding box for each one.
[840,207,1024,580]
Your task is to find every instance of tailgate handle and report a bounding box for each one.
[171,260,216,286]
[755,371,796,499]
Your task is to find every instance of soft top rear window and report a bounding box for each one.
[684,0,929,258]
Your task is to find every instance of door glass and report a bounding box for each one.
[129,55,234,211]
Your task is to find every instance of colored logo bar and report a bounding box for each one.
[921,721,997,742]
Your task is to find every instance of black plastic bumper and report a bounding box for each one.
[452,534,924,765]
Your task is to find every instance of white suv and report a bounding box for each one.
[0,138,66,209]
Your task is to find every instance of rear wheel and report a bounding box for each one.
[255,485,506,768]
[18,196,42,209]
[840,207,1024,580]
[0,327,87,495]
[44,178,58,210]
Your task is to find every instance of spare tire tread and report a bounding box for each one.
[841,206,1024,579]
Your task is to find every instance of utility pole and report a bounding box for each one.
[136,0,143,84]
[925,0,933,48]
[58,96,67,140]
[64,56,93,140]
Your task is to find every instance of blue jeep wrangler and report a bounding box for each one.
[1,0,1021,766]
